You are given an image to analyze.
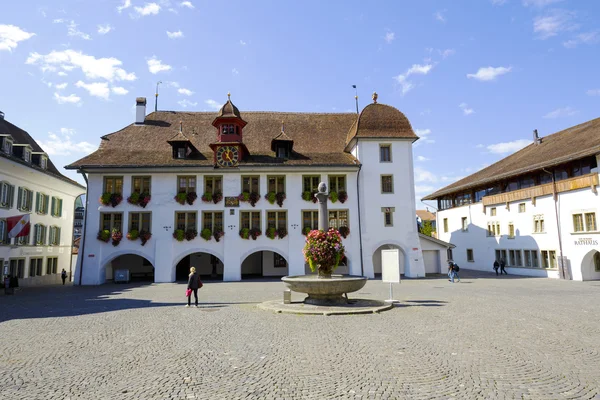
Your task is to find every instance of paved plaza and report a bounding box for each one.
[1,271,600,400]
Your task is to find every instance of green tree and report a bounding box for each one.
[419,220,435,237]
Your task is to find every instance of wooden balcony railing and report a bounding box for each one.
[482,173,599,207]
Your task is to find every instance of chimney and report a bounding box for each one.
[533,129,542,145]
[135,97,146,125]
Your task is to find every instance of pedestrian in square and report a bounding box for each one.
[500,258,508,275]
[493,260,499,276]
[186,266,200,308]
[61,269,67,285]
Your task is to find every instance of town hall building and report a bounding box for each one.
[67,94,451,284]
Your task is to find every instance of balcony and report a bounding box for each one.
[482,173,599,207]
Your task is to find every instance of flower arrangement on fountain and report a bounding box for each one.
[265,191,286,207]
[100,193,123,207]
[303,228,346,277]
[127,192,151,208]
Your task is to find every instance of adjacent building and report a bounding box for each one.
[0,111,86,286]
[424,120,600,281]
[67,94,451,285]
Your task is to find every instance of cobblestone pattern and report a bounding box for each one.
[1,271,600,399]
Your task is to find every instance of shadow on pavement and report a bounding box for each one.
[0,282,256,323]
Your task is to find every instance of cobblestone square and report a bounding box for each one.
[1,271,599,399]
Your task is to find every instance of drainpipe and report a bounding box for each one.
[356,162,364,276]
[77,170,90,285]
[542,168,565,278]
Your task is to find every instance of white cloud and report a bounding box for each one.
[533,9,577,40]
[487,139,531,154]
[66,21,91,40]
[543,106,578,119]
[232,68,239,75]
[415,185,436,194]
[135,3,161,16]
[0,24,35,52]
[117,0,132,13]
[37,128,96,156]
[491,0,507,5]
[180,1,194,8]
[75,81,110,100]
[393,63,434,95]
[414,167,438,183]
[55,82,68,90]
[587,89,600,96]
[57,71,68,76]
[563,31,599,48]
[240,40,247,45]
[147,56,172,74]
[459,102,475,115]
[53,92,81,105]
[204,99,222,110]
[523,0,563,7]
[384,32,395,44]
[26,50,137,82]
[167,30,184,39]
[416,155,430,162]
[476,144,485,148]
[415,128,431,136]
[414,129,435,146]
[434,10,446,23]
[178,88,193,96]
[112,86,129,95]
[467,66,512,81]
[97,24,113,35]
[440,48,455,58]
[164,81,180,88]
[178,99,197,108]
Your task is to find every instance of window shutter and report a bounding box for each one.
[49,228,54,245]
[59,199,63,217]
[34,225,39,243]
[27,190,33,211]
[8,184,14,208]
[36,192,40,213]
[17,187,23,210]
[56,228,61,245]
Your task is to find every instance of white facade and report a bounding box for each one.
[0,157,85,286]
[74,137,432,284]
[435,154,600,281]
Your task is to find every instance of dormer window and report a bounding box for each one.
[3,138,12,154]
[177,147,186,159]
[24,150,31,163]
[40,156,47,170]
[277,146,289,159]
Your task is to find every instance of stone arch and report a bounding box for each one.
[172,248,224,281]
[580,249,600,281]
[100,250,155,283]
[240,247,289,278]
[371,241,408,278]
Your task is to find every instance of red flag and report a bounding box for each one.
[7,214,31,238]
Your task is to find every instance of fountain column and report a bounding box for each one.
[315,182,329,231]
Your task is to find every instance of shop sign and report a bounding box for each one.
[574,238,599,246]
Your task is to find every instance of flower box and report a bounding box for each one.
[128,192,151,208]
[239,192,260,207]
[100,193,123,207]
[175,191,197,205]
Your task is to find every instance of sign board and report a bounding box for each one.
[574,238,599,246]
[382,249,401,283]
[225,197,240,207]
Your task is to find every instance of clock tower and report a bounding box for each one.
[209,93,249,167]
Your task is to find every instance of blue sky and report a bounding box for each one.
[1,0,599,209]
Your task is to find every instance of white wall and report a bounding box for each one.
[0,157,85,286]
[436,171,599,280]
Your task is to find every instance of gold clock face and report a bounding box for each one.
[216,145,239,167]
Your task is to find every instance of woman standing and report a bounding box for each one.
[186,266,200,307]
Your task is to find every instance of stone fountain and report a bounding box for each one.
[281,182,367,306]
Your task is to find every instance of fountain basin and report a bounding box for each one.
[282,275,368,306]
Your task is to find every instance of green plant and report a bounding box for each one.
[111,229,123,247]
[239,192,250,202]
[265,191,277,204]
[127,192,140,205]
[175,192,187,205]
[338,191,348,203]
[419,220,435,237]
[266,227,277,239]
[302,191,312,201]
[127,229,139,241]
[173,229,185,242]
[201,192,213,203]
[139,230,152,246]
[239,228,250,239]
[302,227,312,236]
[97,229,110,242]
[100,193,112,206]
[201,228,212,241]
[329,191,339,203]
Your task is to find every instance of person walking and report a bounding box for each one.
[186,266,200,308]
[451,262,460,282]
[493,260,500,276]
[61,269,68,285]
[500,258,508,275]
